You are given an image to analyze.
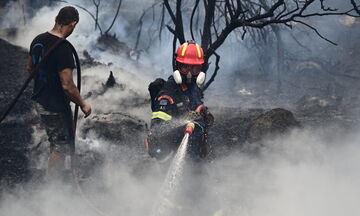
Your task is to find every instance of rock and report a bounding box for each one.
[96,34,132,57]
[246,108,301,143]
[78,112,149,174]
[81,112,147,145]
[208,108,264,157]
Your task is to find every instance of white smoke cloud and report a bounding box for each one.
[1,126,360,216]
[1,2,360,215]
[2,0,359,110]
[0,1,165,120]
[204,127,360,216]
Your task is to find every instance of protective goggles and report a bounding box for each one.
[178,64,202,76]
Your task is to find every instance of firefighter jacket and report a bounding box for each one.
[150,75,204,127]
[148,75,214,159]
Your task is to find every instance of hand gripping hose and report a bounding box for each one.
[67,43,111,216]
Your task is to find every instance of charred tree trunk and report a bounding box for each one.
[93,0,100,31]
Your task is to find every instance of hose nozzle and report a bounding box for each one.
[184,122,195,135]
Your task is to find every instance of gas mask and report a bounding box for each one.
[173,70,206,87]
[173,64,206,87]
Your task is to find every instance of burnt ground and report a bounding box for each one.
[0,38,34,190]
[1,36,360,193]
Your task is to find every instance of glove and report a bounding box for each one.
[185,110,203,121]
[203,107,214,127]
[194,105,214,127]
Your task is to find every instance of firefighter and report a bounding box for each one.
[146,41,214,161]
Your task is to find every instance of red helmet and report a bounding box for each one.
[175,41,204,65]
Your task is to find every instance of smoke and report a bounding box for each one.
[1,1,360,215]
[0,1,168,120]
[1,0,359,110]
[1,125,360,215]
[201,1,360,109]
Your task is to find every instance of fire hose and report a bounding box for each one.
[67,42,111,216]
[0,39,110,216]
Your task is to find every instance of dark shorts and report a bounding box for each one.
[35,103,74,155]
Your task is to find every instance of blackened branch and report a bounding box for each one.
[55,0,103,34]
[190,0,201,41]
[294,19,337,45]
[275,2,287,19]
[175,0,186,44]
[135,1,162,50]
[223,2,230,25]
[159,3,165,41]
[210,0,359,56]
[225,0,235,19]
[202,51,220,92]
[241,25,247,40]
[202,0,217,53]
[246,0,285,22]
[166,25,177,35]
[104,0,123,35]
[234,0,243,18]
[351,0,360,15]
[160,0,360,90]
[172,31,177,71]
[134,10,145,51]
[164,0,177,24]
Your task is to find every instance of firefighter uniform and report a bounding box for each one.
[146,41,214,161]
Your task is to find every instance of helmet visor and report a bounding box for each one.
[179,64,202,76]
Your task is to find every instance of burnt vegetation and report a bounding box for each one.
[136,0,360,91]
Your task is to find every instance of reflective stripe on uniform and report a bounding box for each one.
[152,111,172,121]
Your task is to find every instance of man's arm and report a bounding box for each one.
[59,68,91,117]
